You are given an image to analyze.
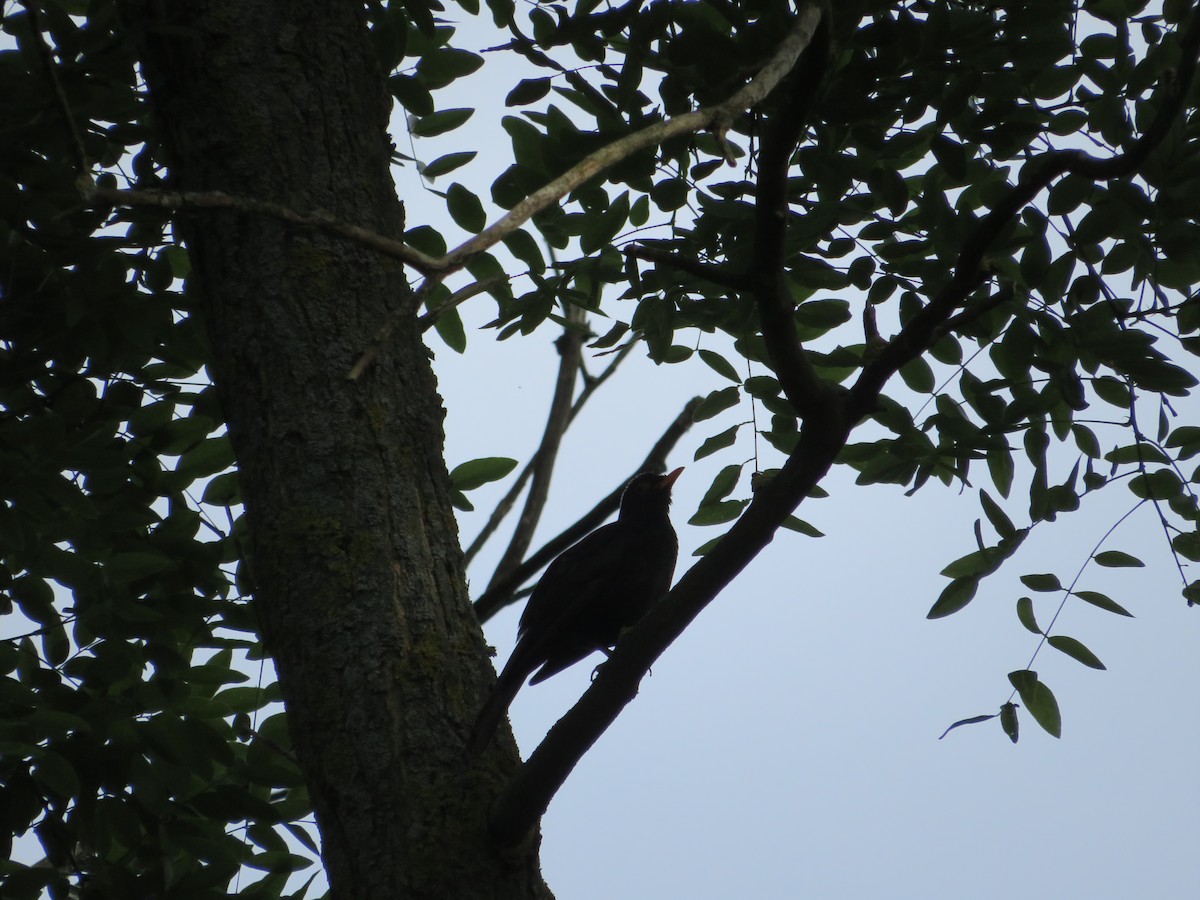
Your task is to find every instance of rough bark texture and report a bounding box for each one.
[121,2,548,896]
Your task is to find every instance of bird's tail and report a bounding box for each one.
[464,651,532,757]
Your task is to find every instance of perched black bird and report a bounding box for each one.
[467,467,683,755]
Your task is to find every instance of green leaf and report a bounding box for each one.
[432,306,467,353]
[1093,550,1144,568]
[781,516,823,537]
[688,499,746,526]
[698,349,741,382]
[938,713,997,739]
[692,386,741,421]
[927,577,979,618]
[693,424,740,461]
[1016,596,1042,634]
[1000,701,1019,743]
[1020,573,1061,592]
[899,357,935,393]
[988,445,1015,498]
[446,182,487,232]
[980,490,1017,539]
[202,472,242,506]
[421,151,476,179]
[416,48,483,88]
[699,464,742,506]
[1047,635,1106,670]
[33,750,81,798]
[506,77,553,106]
[1007,670,1061,738]
[449,457,517,492]
[1072,590,1133,617]
[108,551,176,582]
[411,107,474,138]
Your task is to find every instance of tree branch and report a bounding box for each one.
[83,184,444,273]
[488,401,850,845]
[350,12,825,378]
[747,3,831,421]
[472,396,702,623]
[485,309,587,590]
[464,342,635,567]
[624,244,752,291]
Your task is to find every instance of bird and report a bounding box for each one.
[467,467,683,756]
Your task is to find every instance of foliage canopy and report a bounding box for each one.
[1,0,1198,896]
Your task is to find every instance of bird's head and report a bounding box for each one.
[618,467,683,522]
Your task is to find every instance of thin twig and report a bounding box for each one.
[417,276,510,332]
[486,307,587,589]
[624,244,752,291]
[463,341,634,566]
[84,184,442,273]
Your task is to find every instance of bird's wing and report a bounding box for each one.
[516,522,624,640]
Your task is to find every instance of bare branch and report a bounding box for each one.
[84,184,444,273]
[624,244,752,291]
[464,342,635,567]
[485,309,587,590]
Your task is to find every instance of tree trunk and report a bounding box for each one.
[121,2,548,896]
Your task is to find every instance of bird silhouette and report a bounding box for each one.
[467,468,683,755]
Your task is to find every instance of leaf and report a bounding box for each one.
[33,751,81,798]
[108,551,176,582]
[688,500,746,527]
[449,457,517,492]
[781,516,823,537]
[446,182,487,232]
[202,471,242,506]
[421,151,476,179]
[1093,550,1144,568]
[506,77,553,106]
[938,713,997,740]
[1007,670,1061,738]
[692,386,741,421]
[411,107,474,138]
[699,464,742,506]
[1072,590,1133,617]
[1000,702,1019,744]
[1020,573,1061,592]
[1016,597,1042,634]
[1047,635,1106,670]
[693,424,740,461]
[927,577,979,619]
[980,490,1016,539]
[432,306,467,353]
[698,349,741,382]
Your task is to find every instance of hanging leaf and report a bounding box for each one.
[1016,596,1041,634]
[1007,670,1061,738]
[1047,635,1106,670]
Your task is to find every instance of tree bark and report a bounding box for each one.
[121,2,548,896]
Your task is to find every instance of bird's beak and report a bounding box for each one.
[661,467,684,489]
